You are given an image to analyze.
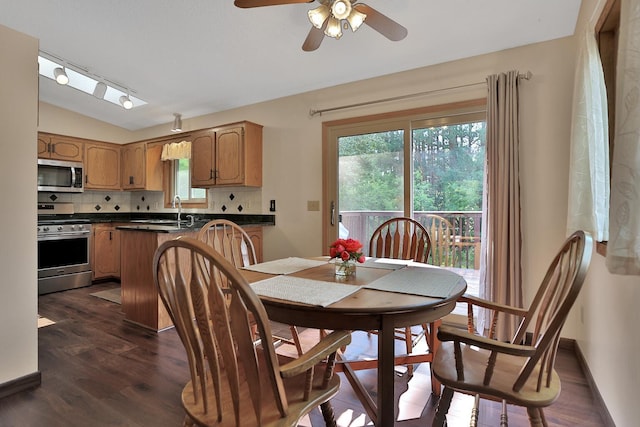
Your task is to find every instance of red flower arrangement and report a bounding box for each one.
[329,238,366,264]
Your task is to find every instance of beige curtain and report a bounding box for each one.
[607,0,640,275]
[479,71,523,341]
[161,140,191,161]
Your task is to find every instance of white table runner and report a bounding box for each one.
[250,275,361,307]
[364,266,465,298]
[241,257,328,275]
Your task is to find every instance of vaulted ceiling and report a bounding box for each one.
[0,0,582,130]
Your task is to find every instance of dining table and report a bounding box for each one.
[239,257,467,427]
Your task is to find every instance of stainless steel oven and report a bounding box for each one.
[37,212,92,295]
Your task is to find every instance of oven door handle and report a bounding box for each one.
[39,232,90,240]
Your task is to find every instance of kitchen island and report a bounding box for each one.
[118,225,198,331]
[117,221,267,332]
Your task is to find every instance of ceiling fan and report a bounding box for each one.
[234,0,408,51]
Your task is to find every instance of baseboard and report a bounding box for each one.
[572,340,617,427]
[0,371,41,399]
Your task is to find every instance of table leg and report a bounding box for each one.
[377,316,395,426]
[430,319,442,396]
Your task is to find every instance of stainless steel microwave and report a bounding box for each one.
[37,159,84,193]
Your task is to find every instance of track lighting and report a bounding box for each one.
[92,81,107,99]
[38,51,146,110]
[171,113,182,132]
[53,67,68,85]
[119,95,133,110]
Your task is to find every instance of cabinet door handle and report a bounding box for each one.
[48,143,53,153]
[129,176,134,185]
[330,201,335,226]
[109,231,112,241]
[85,175,88,184]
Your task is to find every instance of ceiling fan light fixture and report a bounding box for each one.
[53,67,69,85]
[346,8,366,31]
[331,0,352,20]
[308,4,330,29]
[325,16,343,39]
[119,95,133,110]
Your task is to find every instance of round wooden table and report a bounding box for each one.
[241,261,467,426]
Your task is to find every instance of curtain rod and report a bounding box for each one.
[309,71,532,117]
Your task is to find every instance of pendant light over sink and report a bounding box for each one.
[233,0,407,51]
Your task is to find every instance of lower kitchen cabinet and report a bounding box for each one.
[92,224,120,280]
[242,226,263,263]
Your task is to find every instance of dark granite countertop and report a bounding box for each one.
[37,212,275,228]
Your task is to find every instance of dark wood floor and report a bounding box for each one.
[0,282,607,426]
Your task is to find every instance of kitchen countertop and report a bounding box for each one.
[37,213,275,228]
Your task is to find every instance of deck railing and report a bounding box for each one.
[340,210,482,270]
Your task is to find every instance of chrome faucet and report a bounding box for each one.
[171,195,182,224]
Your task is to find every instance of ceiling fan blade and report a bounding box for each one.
[354,3,408,41]
[234,0,313,8]
[302,25,325,51]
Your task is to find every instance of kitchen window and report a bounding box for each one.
[164,158,208,208]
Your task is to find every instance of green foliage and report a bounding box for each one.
[339,122,485,212]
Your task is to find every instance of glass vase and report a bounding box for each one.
[335,258,356,277]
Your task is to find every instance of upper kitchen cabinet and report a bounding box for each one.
[84,141,120,190]
[121,142,163,191]
[191,121,263,188]
[38,133,84,162]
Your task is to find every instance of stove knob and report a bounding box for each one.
[37,226,41,233]
[43,226,49,232]
[78,224,84,230]
[70,225,76,230]
[57,225,63,231]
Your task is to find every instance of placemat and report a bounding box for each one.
[364,266,465,298]
[242,257,328,275]
[358,257,412,270]
[250,275,361,307]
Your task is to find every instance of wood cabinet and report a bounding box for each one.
[191,121,262,188]
[38,133,84,162]
[121,142,163,190]
[84,141,121,190]
[92,224,120,280]
[243,226,264,263]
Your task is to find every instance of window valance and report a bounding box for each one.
[161,140,191,161]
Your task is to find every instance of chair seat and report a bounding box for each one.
[432,341,561,408]
[182,353,341,427]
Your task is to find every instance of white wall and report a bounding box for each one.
[0,24,38,385]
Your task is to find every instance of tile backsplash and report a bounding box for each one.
[37,187,263,214]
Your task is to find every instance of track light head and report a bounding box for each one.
[119,95,133,109]
[92,82,107,99]
[53,67,69,85]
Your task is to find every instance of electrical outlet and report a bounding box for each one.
[269,200,276,212]
[307,200,320,211]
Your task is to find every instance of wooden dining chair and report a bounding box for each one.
[431,230,593,426]
[422,213,457,267]
[198,219,304,355]
[153,237,351,427]
[368,217,434,376]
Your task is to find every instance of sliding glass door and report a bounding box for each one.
[323,102,486,272]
